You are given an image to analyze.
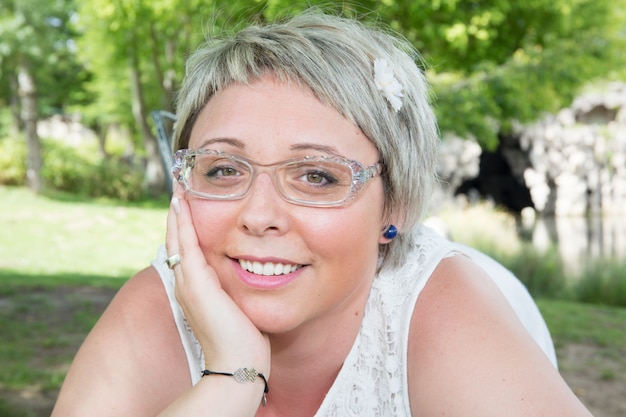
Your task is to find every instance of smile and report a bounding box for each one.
[238,259,302,276]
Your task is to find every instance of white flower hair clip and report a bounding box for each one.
[374,58,404,112]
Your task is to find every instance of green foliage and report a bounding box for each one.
[431,74,503,150]
[0,137,146,200]
[41,139,98,191]
[40,139,145,200]
[536,299,626,347]
[0,105,11,136]
[440,203,626,307]
[473,239,626,308]
[501,243,568,299]
[576,258,626,307]
[0,0,90,116]
[2,0,626,185]
[0,137,26,186]
[371,0,626,148]
[0,399,32,417]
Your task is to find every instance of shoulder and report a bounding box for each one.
[109,265,172,321]
[406,254,591,416]
[89,266,179,351]
[408,254,525,350]
[52,267,189,416]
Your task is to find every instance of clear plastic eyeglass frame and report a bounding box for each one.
[172,149,382,207]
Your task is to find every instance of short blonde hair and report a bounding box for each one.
[174,11,439,270]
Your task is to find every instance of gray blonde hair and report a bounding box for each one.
[173,11,439,270]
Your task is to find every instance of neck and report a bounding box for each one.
[263,302,365,415]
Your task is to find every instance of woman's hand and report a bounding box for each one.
[166,188,270,374]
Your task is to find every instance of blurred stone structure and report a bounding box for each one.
[518,82,626,216]
[436,82,626,217]
[435,82,626,268]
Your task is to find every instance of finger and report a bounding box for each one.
[174,197,221,290]
[165,184,186,271]
[168,197,270,367]
[165,198,180,261]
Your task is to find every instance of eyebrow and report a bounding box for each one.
[196,138,342,157]
[197,137,245,149]
[289,143,341,156]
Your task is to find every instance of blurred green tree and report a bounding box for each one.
[2,0,624,194]
[0,0,86,192]
[371,0,626,148]
[73,0,293,194]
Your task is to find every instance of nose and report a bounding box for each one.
[237,172,289,236]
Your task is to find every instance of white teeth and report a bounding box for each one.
[239,259,301,276]
[262,262,273,275]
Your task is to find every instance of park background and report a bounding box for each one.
[1,0,626,416]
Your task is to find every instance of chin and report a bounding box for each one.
[239,298,303,335]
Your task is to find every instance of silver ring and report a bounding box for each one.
[165,253,181,269]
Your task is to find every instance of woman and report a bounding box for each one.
[52,11,593,417]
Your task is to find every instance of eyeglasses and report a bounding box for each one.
[172,149,381,207]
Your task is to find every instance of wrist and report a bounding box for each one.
[201,367,269,407]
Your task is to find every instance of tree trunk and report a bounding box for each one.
[127,43,165,196]
[17,58,43,193]
[9,73,23,136]
[148,23,176,155]
[148,22,174,112]
[91,121,109,160]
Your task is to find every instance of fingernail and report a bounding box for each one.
[171,197,180,214]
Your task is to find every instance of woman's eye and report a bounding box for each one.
[219,167,239,176]
[306,172,324,184]
[206,165,241,177]
[301,170,337,186]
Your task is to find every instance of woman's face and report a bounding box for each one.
[186,77,388,334]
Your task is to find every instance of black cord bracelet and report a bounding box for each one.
[201,368,269,406]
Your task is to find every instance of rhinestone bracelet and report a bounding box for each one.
[201,368,269,406]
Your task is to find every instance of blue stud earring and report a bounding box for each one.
[383,225,398,240]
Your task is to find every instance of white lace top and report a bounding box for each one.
[152,225,557,416]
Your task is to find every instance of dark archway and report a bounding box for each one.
[456,144,534,213]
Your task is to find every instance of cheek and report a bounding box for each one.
[301,204,384,262]
[303,210,382,303]
[187,200,234,250]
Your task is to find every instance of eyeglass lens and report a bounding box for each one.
[185,153,355,204]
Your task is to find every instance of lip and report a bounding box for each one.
[231,257,305,290]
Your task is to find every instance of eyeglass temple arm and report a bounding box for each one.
[151,110,178,196]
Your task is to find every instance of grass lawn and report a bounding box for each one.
[0,186,168,285]
[0,186,624,416]
[0,186,169,415]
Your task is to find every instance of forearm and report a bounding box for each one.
[158,374,266,417]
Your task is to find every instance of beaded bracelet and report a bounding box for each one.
[201,368,269,406]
